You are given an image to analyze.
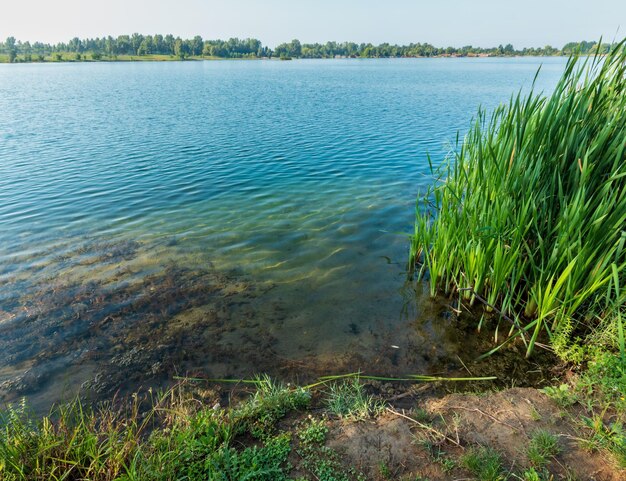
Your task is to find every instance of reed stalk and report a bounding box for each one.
[410,41,626,357]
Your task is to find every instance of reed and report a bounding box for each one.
[410,40,626,357]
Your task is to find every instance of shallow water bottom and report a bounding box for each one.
[0,230,518,413]
[0,58,570,413]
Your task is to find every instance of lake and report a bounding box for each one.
[0,57,567,409]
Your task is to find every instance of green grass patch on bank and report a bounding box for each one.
[410,40,626,359]
[0,378,311,481]
[460,446,505,481]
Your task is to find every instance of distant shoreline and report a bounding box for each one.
[0,53,571,64]
[1,37,610,64]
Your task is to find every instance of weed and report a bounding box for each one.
[233,375,311,438]
[298,415,328,447]
[578,351,626,410]
[295,414,363,481]
[411,407,432,423]
[461,446,506,481]
[529,405,542,422]
[519,467,552,481]
[428,445,456,473]
[324,378,384,420]
[378,461,392,479]
[0,378,309,481]
[580,412,626,467]
[541,384,577,408]
[526,430,560,467]
[300,445,361,481]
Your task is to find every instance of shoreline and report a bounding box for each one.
[2,375,624,480]
[0,53,569,64]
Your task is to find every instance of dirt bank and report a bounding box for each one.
[289,385,625,480]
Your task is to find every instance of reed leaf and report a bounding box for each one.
[411,40,626,357]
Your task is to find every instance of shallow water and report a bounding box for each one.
[0,57,567,409]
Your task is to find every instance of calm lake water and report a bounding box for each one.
[0,57,567,409]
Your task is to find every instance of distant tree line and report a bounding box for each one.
[274,40,572,58]
[0,35,270,62]
[0,35,615,63]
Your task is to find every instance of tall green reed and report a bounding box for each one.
[410,40,626,358]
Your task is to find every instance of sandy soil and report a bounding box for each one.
[311,387,625,480]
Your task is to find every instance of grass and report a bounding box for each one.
[460,446,506,481]
[518,467,553,481]
[0,377,380,481]
[578,350,626,410]
[0,372,515,480]
[324,378,384,420]
[540,384,578,408]
[295,416,365,481]
[579,411,626,467]
[1,375,624,480]
[526,430,560,468]
[233,374,311,438]
[410,40,626,359]
[0,396,151,481]
[0,379,308,481]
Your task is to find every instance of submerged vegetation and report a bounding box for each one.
[0,35,615,63]
[410,41,626,359]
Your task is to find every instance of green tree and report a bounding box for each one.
[173,38,189,59]
[130,33,144,54]
[68,37,82,53]
[164,34,175,55]
[153,34,164,54]
[105,36,116,56]
[543,44,557,56]
[138,38,151,56]
[116,35,131,55]
[191,35,203,56]
[6,36,16,63]
[289,39,302,57]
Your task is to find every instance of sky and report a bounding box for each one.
[1,0,625,48]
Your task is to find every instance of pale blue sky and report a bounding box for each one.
[2,0,624,48]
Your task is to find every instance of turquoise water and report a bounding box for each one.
[0,58,567,407]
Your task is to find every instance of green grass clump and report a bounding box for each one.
[578,350,626,410]
[295,416,363,481]
[520,467,552,481]
[324,378,384,420]
[298,416,329,447]
[526,430,560,467]
[410,40,626,358]
[580,412,626,467]
[460,446,506,481]
[232,375,311,438]
[541,384,579,408]
[0,397,145,481]
[0,378,310,481]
